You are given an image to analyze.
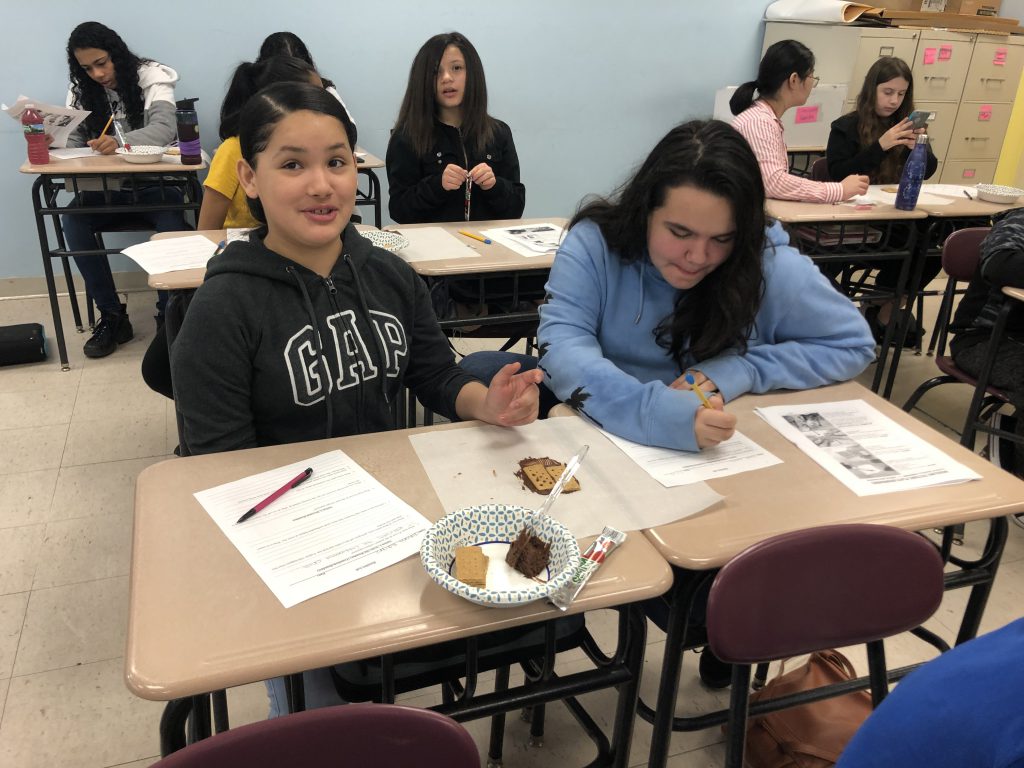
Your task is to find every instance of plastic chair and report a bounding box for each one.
[902,227,1010,448]
[706,524,944,768]
[810,157,830,181]
[154,703,480,767]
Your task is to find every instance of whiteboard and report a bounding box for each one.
[713,83,849,149]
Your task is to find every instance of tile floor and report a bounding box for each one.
[0,287,1021,767]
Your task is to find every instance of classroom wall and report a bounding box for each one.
[2,1,1021,285]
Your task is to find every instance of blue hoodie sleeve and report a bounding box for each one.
[696,223,876,402]
[538,224,706,452]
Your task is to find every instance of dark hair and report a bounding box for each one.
[393,31,495,157]
[238,82,357,223]
[729,39,815,115]
[257,32,335,90]
[219,55,318,140]
[67,21,149,136]
[570,120,767,366]
[854,57,916,184]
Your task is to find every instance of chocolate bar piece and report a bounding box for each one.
[505,526,551,579]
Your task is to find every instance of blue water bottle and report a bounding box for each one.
[894,133,929,211]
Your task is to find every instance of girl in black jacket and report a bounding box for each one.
[386,31,526,224]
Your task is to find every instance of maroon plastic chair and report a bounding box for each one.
[902,227,1011,448]
[154,703,480,768]
[706,524,944,768]
[810,157,830,181]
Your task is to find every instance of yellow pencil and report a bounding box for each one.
[459,229,492,244]
[684,373,714,409]
[99,114,115,139]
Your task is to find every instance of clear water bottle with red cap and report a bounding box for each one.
[21,106,49,165]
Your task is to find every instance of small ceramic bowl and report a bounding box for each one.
[421,504,580,607]
[115,146,166,164]
[975,184,1023,204]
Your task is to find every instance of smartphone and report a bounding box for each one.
[907,110,934,130]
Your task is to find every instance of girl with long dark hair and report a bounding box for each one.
[465,120,874,453]
[730,39,868,203]
[256,31,355,125]
[386,31,525,223]
[62,21,187,357]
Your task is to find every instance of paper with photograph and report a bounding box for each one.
[756,399,980,496]
[3,95,90,148]
[481,223,566,257]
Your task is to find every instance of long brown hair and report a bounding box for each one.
[571,120,767,366]
[855,57,915,183]
[393,32,495,157]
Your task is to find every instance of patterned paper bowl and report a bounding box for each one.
[362,229,410,252]
[975,184,1023,204]
[115,146,166,164]
[421,504,580,607]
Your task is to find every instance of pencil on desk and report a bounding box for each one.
[684,373,714,409]
[459,229,492,244]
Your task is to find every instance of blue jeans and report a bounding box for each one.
[459,350,560,416]
[62,188,191,316]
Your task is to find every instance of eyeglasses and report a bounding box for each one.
[808,75,821,88]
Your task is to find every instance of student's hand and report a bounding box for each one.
[480,362,544,426]
[87,135,119,155]
[694,395,737,449]
[879,119,917,151]
[840,174,870,200]
[669,369,718,393]
[468,163,496,190]
[441,163,468,191]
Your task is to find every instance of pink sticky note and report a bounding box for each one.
[963,169,976,179]
[993,48,1007,66]
[923,47,938,65]
[938,45,953,61]
[978,105,992,121]
[794,105,820,124]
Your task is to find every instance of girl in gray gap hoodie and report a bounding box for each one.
[171,82,541,458]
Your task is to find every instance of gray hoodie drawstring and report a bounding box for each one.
[288,266,334,440]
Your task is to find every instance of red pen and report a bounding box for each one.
[236,467,313,524]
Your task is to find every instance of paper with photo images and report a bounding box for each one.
[756,399,980,496]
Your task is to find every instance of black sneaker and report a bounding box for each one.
[83,305,134,358]
[698,646,733,689]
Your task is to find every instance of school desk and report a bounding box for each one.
[354,147,384,228]
[20,153,206,370]
[874,193,1024,399]
[127,421,673,761]
[765,199,927,395]
[641,379,1024,768]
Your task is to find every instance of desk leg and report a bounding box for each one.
[608,604,647,768]
[356,168,382,228]
[32,178,71,370]
[881,220,930,399]
[947,516,1008,645]
[159,698,192,756]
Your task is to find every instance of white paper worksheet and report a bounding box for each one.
[756,399,980,496]
[392,226,481,263]
[194,450,432,608]
[121,235,217,275]
[601,429,782,487]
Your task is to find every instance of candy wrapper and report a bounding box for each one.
[550,526,626,611]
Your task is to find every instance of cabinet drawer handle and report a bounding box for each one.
[964,137,990,142]
[980,78,1006,83]
[924,76,950,81]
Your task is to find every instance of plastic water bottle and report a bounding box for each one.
[174,98,201,165]
[21,106,49,165]
[894,133,929,211]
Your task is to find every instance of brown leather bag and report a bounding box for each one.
[743,650,873,768]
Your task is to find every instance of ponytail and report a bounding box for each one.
[729,81,759,115]
[218,55,318,140]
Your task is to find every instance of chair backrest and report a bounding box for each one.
[154,703,480,768]
[706,524,943,664]
[810,157,830,182]
[940,227,990,282]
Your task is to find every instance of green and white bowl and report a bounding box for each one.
[421,504,580,607]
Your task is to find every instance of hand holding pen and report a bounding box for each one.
[678,372,736,448]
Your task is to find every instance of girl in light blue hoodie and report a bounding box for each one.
[462,119,875,452]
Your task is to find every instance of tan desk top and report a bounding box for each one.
[356,148,383,169]
[392,218,567,276]
[19,153,207,174]
[126,421,673,701]
[1004,286,1024,303]
[644,380,1024,571]
[766,199,928,223]
[914,196,1023,218]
